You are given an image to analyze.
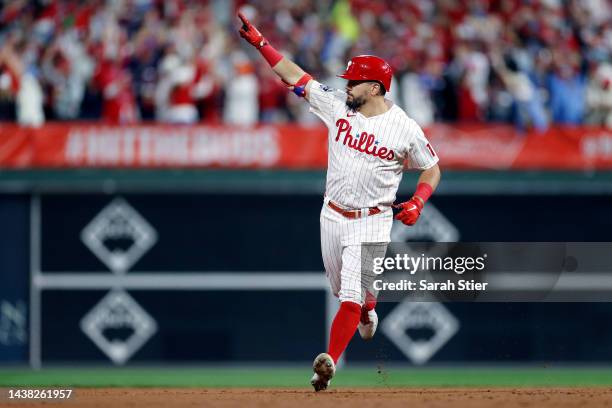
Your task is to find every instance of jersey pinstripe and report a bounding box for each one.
[308,80,438,209]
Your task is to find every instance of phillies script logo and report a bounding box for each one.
[335,119,395,160]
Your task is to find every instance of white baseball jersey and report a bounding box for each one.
[308,79,439,306]
[308,80,438,209]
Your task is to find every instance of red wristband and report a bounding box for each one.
[295,73,312,88]
[291,73,313,97]
[259,43,283,67]
[413,182,433,204]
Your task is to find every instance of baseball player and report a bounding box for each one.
[237,12,441,391]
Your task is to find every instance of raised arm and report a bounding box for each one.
[237,12,313,100]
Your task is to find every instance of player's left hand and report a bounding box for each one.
[392,197,423,226]
[238,12,266,49]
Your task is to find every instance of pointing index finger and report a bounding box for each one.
[237,12,250,27]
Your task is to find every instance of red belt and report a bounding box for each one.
[327,200,381,219]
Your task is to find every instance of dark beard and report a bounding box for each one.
[345,95,366,111]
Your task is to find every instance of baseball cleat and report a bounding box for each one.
[358,308,378,340]
[310,352,335,391]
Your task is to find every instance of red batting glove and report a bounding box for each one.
[393,197,423,226]
[238,12,267,49]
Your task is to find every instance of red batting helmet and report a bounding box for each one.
[338,55,393,92]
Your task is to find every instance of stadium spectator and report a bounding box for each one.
[258,66,290,123]
[490,51,549,131]
[400,67,436,127]
[0,0,610,128]
[94,54,139,124]
[155,50,200,124]
[548,50,587,125]
[41,32,94,120]
[0,33,44,127]
[585,62,612,128]
[223,51,258,126]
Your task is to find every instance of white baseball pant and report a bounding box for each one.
[320,201,391,305]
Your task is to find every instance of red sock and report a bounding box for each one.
[328,301,361,363]
[361,293,377,324]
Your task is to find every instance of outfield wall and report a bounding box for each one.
[0,174,611,366]
[0,123,611,170]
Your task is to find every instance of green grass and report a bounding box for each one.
[1,367,612,388]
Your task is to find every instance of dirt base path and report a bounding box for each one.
[3,387,612,408]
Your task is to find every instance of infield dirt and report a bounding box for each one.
[4,387,612,408]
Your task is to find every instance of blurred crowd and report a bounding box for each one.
[0,0,611,129]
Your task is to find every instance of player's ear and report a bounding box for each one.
[371,82,381,96]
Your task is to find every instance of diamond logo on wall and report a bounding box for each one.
[81,198,157,274]
[80,290,157,365]
[381,301,459,365]
[390,202,459,260]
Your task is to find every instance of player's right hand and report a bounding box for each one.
[392,197,423,226]
[238,12,266,49]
